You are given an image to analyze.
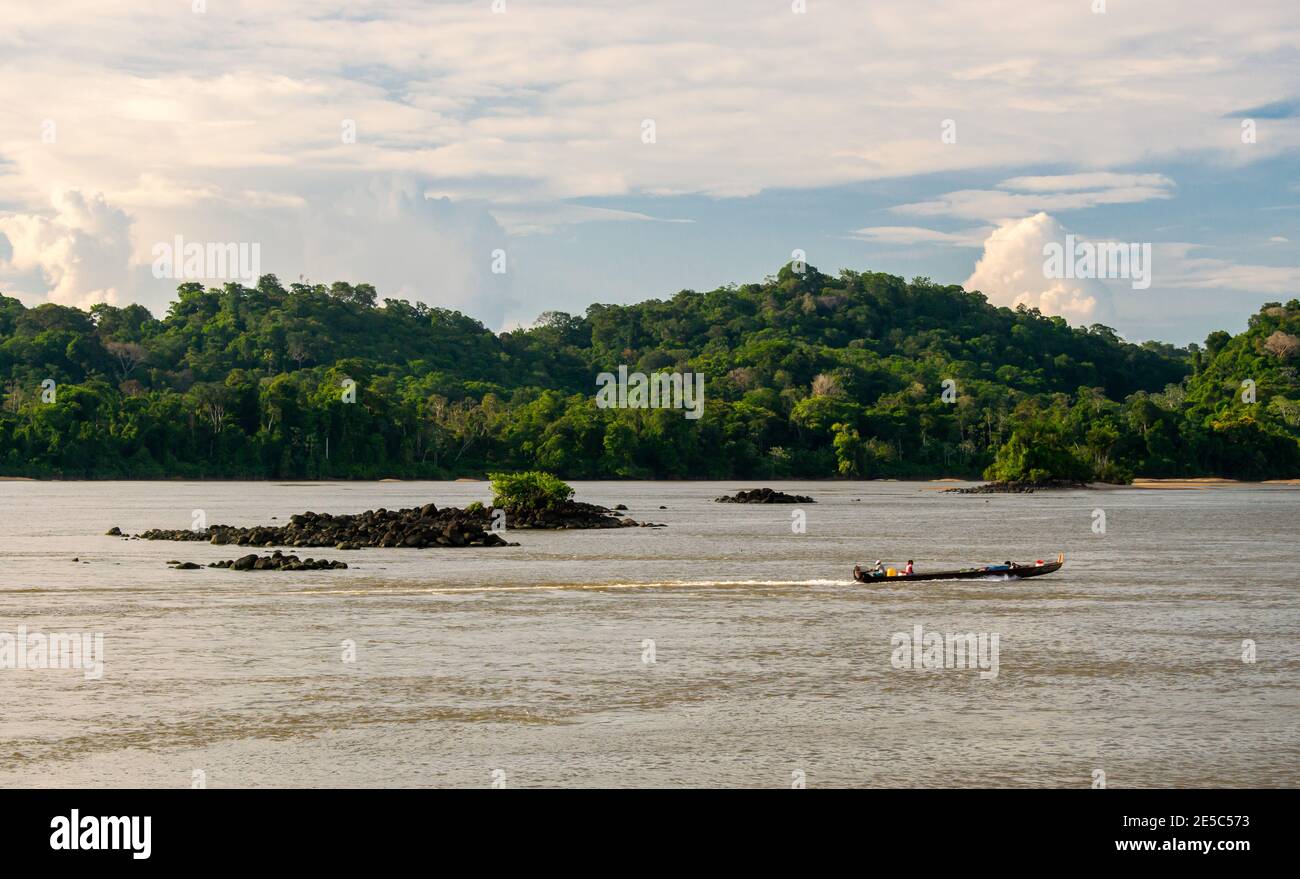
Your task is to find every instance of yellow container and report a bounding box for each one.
[886,567,897,577]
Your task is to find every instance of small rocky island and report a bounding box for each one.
[503,499,660,529]
[715,488,815,504]
[946,480,1091,494]
[133,504,519,549]
[118,472,661,552]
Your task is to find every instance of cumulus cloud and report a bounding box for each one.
[0,190,133,306]
[963,213,1114,325]
[0,176,517,327]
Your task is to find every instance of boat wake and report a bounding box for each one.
[604,578,848,590]
[290,578,851,596]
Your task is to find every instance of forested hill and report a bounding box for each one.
[1,264,1297,480]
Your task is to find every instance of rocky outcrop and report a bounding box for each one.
[168,552,347,571]
[137,503,515,549]
[214,552,347,571]
[502,500,663,529]
[130,498,659,548]
[715,488,815,504]
[946,480,1090,494]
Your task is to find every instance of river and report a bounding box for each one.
[1,480,1296,787]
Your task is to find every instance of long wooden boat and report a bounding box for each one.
[853,553,1064,583]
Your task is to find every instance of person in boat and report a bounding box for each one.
[870,559,885,577]
[904,560,914,575]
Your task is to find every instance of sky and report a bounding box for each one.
[0,0,1297,345]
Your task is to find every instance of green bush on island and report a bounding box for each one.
[982,425,1097,484]
[489,471,574,512]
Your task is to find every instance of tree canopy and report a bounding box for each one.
[1,265,1296,481]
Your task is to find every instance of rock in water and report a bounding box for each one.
[715,488,815,504]
[209,552,349,571]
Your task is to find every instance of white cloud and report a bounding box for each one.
[0,189,133,307]
[895,176,1175,222]
[1156,242,1300,295]
[489,203,694,236]
[849,225,989,246]
[299,176,514,326]
[998,173,1175,193]
[963,213,1114,325]
[0,176,518,327]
